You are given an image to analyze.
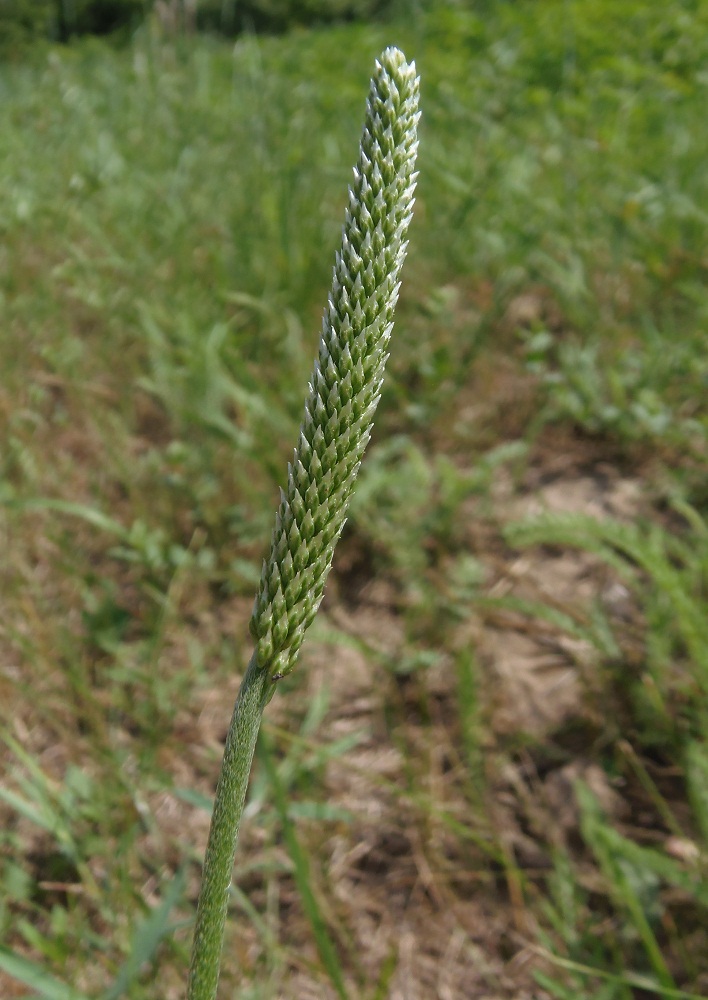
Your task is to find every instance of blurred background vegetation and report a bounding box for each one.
[3,0,421,50]
[1,1,707,998]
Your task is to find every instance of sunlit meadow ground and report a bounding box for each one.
[1,2,707,997]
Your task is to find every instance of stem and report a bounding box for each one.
[187,46,419,997]
[187,651,272,1000]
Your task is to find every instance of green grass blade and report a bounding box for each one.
[686,740,708,844]
[0,786,54,834]
[258,730,349,1000]
[535,950,708,1000]
[102,867,188,1000]
[4,498,127,538]
[577,783,676,990]
[0,949,91,1000]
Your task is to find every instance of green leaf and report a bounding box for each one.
[259,730,350,1000]
[0,949,90,1000]
[4,498,127,539]
[102,867,187,1000]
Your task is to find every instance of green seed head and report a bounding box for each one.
[249,47,420,681]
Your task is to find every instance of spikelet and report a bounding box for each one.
[249,47,420,680]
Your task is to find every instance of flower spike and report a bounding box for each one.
[249,47,420,681]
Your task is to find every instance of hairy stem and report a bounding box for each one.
[187,652,271,1000]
